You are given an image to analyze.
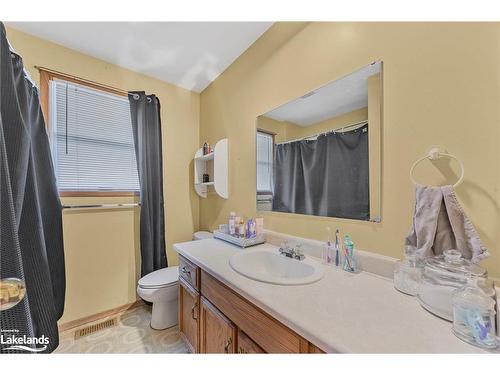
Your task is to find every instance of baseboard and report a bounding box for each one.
[58,299,145,333]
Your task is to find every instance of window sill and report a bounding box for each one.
[59,191,140,197]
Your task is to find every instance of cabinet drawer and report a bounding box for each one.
[179,255,199,291]
[237,329,265,353]
[200,270,308,353]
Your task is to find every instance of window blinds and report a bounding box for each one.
[49,79,140,192]
[256,131,274,193]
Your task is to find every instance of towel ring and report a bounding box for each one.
[409,147,465,188]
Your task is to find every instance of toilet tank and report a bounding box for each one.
[193,231,213,240]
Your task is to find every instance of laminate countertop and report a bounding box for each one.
[173,238,490,353]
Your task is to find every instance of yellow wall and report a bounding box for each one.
[257,115,289,142]
[6,27,200,323]
[200,22,500,278]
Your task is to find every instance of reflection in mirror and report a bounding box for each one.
[256,61,382,221]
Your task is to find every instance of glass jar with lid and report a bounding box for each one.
[393,245,424,296]
[452,277,498,349]
[417,249,492,321]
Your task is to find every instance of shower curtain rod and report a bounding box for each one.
[8,40,38,90]
[62,203,140,210]
[276,119,368,145]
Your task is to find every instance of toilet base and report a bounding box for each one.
[151,299,178,330]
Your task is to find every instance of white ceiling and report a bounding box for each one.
[264,61,381,126]
[7,22,273,93]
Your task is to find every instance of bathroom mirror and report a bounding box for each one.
[256,61,382,222]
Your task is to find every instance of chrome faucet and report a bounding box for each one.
[279,242,305,261]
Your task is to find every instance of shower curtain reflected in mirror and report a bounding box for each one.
[272,125,370,220]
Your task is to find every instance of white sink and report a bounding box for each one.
[229,249,324,285]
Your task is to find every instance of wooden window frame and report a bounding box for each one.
[39,68,138,198]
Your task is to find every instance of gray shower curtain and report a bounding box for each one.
[128,92,167,276]
[0,23,65,353]
[272,124,369,220]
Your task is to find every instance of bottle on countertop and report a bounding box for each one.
[246,218,256,238]
[239,220,246,238]
[234,216,241,237]
[228,212,236,235]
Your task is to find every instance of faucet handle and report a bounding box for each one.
[279,240,289,253]
[293,244,305,260]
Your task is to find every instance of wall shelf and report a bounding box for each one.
[194,139,228,199]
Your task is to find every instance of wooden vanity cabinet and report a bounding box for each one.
[177,255,326,354]
[179,277,200,353]
[200,297,237,353]
[237,329,265,354]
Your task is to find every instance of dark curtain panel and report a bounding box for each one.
[0,23,65,353]
[272,124,369,220]
[128,92,167,276]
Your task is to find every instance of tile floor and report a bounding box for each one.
[55,304,189,353]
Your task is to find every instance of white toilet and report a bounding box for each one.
[193,231,213,240]
[137,266,179,330]
[137,232,212,330]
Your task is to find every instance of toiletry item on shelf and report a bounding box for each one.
[202,173,210,183]
[255,218,264,236]
[203,142,209,155]
[246,218,256,238]
[452,276,498,349]
[219,224,229,234]
[343,235,357,273]
[417,249,491,321]
[334,229,341,267]
[393,245,424,296]
[229,212,236,235]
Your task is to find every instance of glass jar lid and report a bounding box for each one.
[423,249,486,278]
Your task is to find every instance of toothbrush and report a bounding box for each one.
[334,229,340,267]
[326,227,332,263]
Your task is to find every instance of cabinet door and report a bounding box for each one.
[237,329,265,353]
[200,297,236,353]
[179,278,200,353]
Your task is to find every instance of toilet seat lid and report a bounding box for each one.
[138,266,179,288]
[193,231,213,240]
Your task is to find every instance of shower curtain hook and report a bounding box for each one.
[133,93,140,100]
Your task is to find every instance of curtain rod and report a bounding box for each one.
[34,66,129,96]
[276,120,368,145]
[62,203,140,210]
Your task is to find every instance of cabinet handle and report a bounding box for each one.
[181,266,191,277]
[191,302,198,321]
[224,337,233,353]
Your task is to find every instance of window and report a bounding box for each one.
[256,131,274,194]
[48,79,139,193]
